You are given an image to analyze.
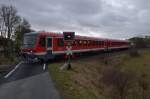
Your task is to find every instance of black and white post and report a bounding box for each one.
[63,32,75,70]
[66,42,72,69]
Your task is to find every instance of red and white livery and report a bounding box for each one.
[20,32,130,62]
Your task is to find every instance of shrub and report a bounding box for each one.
[138,74,149,99]
[101,67,134,99]
[129,49,140,57]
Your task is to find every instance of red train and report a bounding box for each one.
[21,32,130,62]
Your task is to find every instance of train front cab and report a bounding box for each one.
[21,33,54,62]
[33,34,54,62]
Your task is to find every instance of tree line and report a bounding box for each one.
[129,36,150,48]
[0,4,33,57]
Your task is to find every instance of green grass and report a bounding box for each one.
[48,62,97,99]
[48,49,150,99]
[120,50,150,77]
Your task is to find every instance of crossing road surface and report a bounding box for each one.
[0,62,61,99]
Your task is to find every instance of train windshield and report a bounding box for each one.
[23,34,37,48]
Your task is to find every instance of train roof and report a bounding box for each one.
[24,31,129,42]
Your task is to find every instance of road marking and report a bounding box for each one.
[43,63,46,70]
[4,61,23,78]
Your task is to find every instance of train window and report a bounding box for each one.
[94,41,97,45]
[99,41,100,45]
[76,40,79,45]
[92,41,94,45]
[74,40,77,45]
[77,40,80,45]
[90,41,92,45]
[83,41,86,44]
[83,40,85,45]
[57,38,64,46]
[75,40,79,45]
[89,40,92,46]
[72,40,77,46]
[95,41,97,45]
[72,41,75,46]
[84,40,87,45]
[100,41,104,45]
[86,40,88,45]
[78,40,82,45]
[96,41,98,45]
[96,41,99,45]
[80,40,82,44]
[98,41,101,45]
[39,37,46,47]
[23,34,37,48]
[93,41,96,46]
[47,38,52,47]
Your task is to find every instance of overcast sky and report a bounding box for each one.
[1,0,150,39]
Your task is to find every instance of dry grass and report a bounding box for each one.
[48,50,150,99]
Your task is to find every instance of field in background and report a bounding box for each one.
[48,49,150,99]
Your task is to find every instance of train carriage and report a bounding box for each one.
[21,32,130,62]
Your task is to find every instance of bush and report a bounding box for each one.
[101,67,135,99]
[0,55,12,65]
[138,74,149,99]
[129,49,140,57]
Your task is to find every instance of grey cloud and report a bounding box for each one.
[1,0,150,39]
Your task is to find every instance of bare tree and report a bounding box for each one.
[0,13,5,37]
[0,17,2,36]
[14,18,32,51]
[0,4,20,39]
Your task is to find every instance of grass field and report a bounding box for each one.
[48,49,150,99]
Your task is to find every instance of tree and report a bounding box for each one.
[145,36,150,48]
[129,37,147,48]
[0,4,33,58]
[0,4,20,39]
[0,11,5,37]
[14,18,33,51]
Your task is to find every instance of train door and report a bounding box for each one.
[46,37,54,60]
[39,36,46,52]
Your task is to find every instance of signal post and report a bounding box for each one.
[63,32,75,70]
